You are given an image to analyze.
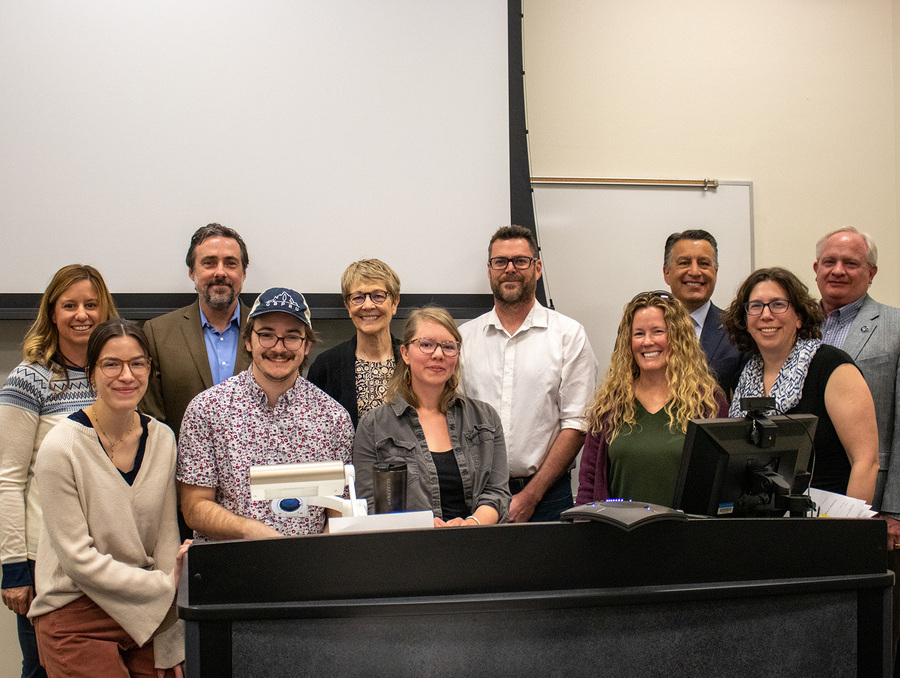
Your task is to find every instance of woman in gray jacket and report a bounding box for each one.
[353,307,510,526]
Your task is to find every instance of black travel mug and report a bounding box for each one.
[373,461,407,513]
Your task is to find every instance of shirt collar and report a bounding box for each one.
[389,395,416,416]
[822,294,866,322]
[246,365,303,406]
[690,300,712,331]
[485,300,547,335]
[199,304,241,331]
[388,393,462,416]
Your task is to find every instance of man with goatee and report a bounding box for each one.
[459,225,598,522]
[140,223,251,438]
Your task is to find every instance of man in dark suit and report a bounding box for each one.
[663,229,743,395]
[140,224,252,438]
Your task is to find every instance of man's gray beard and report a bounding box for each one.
[198,283,235,311]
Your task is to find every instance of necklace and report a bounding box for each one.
[90,407,137,461]
[57,350,85,369]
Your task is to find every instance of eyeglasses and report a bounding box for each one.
[253,330,307,350]
[407,337,460,358]
[744,299,791,316]
[97,357,151,378]
[630,290,673,302]
[347,290,390,306]
[488,256,537,271]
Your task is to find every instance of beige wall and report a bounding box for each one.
[523,0,899,305]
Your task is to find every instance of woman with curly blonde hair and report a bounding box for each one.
[576,291,725,506]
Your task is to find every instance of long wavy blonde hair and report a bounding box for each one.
[587,291,720,442]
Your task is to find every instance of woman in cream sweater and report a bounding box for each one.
[28,319,189,677]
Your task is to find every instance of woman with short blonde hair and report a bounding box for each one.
[307,258,402,427]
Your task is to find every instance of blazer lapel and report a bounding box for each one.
[180,302,215,389]
[700,305,725,357]
[841,296,880,361]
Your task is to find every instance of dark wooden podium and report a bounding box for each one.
[178,518,892,677]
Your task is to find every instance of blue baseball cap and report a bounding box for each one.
[248,287,312,329]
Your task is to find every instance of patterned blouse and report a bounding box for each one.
[177,369,353,540]
[355,356,395,420]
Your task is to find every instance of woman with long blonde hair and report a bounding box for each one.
[576,291,725,506]
[0,264,117,678]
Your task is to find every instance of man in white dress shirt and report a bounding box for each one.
[459,225,598,522]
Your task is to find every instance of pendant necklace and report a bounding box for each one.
[91,408,136,462]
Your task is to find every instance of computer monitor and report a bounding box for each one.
[673,414,817,517]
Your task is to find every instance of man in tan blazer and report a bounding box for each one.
[140,224,252,438]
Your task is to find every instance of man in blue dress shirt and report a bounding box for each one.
[140,223,252,438]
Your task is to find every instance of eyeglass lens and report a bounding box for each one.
[99,358,150,377]
[412,338,460,357]
[254,331,306,349]
[349,290,389,306]
[489,257,534,270]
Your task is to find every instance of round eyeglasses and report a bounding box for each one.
[253,330,307,350]
[744,299,790,316]
[407,338,460,358]
[347,290,389,306]
[97,357,151,378]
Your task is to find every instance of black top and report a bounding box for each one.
[70,409,150,485]
[306,334,402,427]
[786,344,856,494]
[430,450,469,520]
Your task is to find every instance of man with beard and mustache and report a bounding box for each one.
[459,225,598,522]
[140,224,252,439]
[177,288,353,540]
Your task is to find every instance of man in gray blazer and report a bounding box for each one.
[815,226,900,654]
[663,229,743,395]
[140,224,252,438]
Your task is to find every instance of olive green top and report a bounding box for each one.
[608,400,685,507]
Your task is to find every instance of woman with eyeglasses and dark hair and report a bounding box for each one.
[307,259,402,427]
[353,307,510,527]
[0,264,117,678]
[577,291,727,507]
[28,319,188,677]
[722,267,878,501]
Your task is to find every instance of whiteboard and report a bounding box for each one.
[0,0,510,300]
[532,181,753,368]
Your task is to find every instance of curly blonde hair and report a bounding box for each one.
[587,291,720,441]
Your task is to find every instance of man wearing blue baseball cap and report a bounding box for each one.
[177,288,353,540]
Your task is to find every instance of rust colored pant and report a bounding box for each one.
[33,595,174,678]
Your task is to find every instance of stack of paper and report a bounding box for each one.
[808,488,877,518]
